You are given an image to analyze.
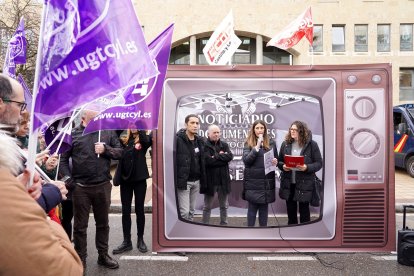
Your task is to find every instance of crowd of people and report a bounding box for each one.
[0,73,323,274]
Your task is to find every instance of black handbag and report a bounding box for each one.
[310,176,322,207]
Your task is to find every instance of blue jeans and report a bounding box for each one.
[247,202,269,227]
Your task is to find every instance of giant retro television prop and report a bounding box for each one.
[152,64,395,252]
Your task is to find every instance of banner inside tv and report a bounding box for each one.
[152,64,395,253]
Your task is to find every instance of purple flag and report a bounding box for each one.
[2,17,26,77]
[44,117,73,154]
[17,74,32,111]
[83,23,174,134]
[33,0,158,131]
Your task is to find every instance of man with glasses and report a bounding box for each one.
[0,74,66,213]
[0,74,27,131]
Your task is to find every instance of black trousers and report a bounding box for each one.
[120,180,147,240]
[61,199,73,240]
[72,181,112,259]
[286,183,310,224]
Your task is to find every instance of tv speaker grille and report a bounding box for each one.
[342,189,386,245]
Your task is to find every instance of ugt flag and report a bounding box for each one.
[33,0,158,131]
[267,7,313,50]
[17,74,33,111]
[202,11,241,65]
[83,23,175,134]
[44,117,73,154]
[2,17,26,77]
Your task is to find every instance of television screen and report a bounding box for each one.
[161,77,337,240]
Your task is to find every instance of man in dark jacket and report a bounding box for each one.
[202,124,233,225]
[175,114,206,221]
[60,109,123,270]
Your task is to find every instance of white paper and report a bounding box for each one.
[264,150,275,175]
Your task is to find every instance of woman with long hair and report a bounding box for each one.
[242,120,278,227]
[113,129,152,254]
[278,121,322,224]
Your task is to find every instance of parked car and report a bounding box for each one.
[393,104,414,177]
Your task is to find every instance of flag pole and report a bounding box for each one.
[55,154,61,181]
[27,4,46,188]
[311,44,314,68]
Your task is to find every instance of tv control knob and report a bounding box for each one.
[349,128,380,158]
[352,97,376,120]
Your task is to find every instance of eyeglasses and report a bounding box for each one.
[2,99,27,112]
[290,128,299,132]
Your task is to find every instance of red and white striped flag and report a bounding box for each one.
[267,7,313,50]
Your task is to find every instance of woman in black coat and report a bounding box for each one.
[112,129,152,254]
[242,120,278,227]
[278,121,322,225]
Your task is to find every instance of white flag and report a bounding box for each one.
[202,11,242,65]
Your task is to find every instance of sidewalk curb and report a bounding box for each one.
[109,204,414,214]
[110,204,152,214]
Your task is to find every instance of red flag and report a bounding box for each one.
[267,7,313,50]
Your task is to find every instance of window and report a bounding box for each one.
[196,38,209,65]
[310,25,323,52]
[232,37,253,64]
[169,41,190,65]
[400,24,413,51]
[332,25,345,52]
[354,25,368,52]
[263,42,291,64]
[377,24,391,52]
[400,69,414,101]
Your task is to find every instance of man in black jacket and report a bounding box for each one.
[202,124,233,225]
[175,114,206,221]
[60,109,123,270]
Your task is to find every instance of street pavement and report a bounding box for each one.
[88,164,414,275]
[82,214,414,276]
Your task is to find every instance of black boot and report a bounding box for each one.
[112,240,132,254]
[97,253,119,269]
[137,238,148,253]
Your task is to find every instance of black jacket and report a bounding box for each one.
[277,139,322,202]
[175,129,206,191]
[242,140,278,204]
[113,131,152,185]
[203,138,234,196]
[59,125,123,185]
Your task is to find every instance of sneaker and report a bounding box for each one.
[137,239,148,253]
[112,240,133,254]
[97,254,119,269]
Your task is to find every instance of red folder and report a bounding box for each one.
[284,155,304,168]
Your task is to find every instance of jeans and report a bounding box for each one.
[202,187,228,225]
[72,181,112,259]
[286,183,310,224]
[120,180,147,240]
[177,180,200,221]
[247,202,269,227]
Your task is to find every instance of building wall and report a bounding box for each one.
[134,0,414,105]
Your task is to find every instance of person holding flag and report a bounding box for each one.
[112,129,152,254]
[59,109,123,270]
